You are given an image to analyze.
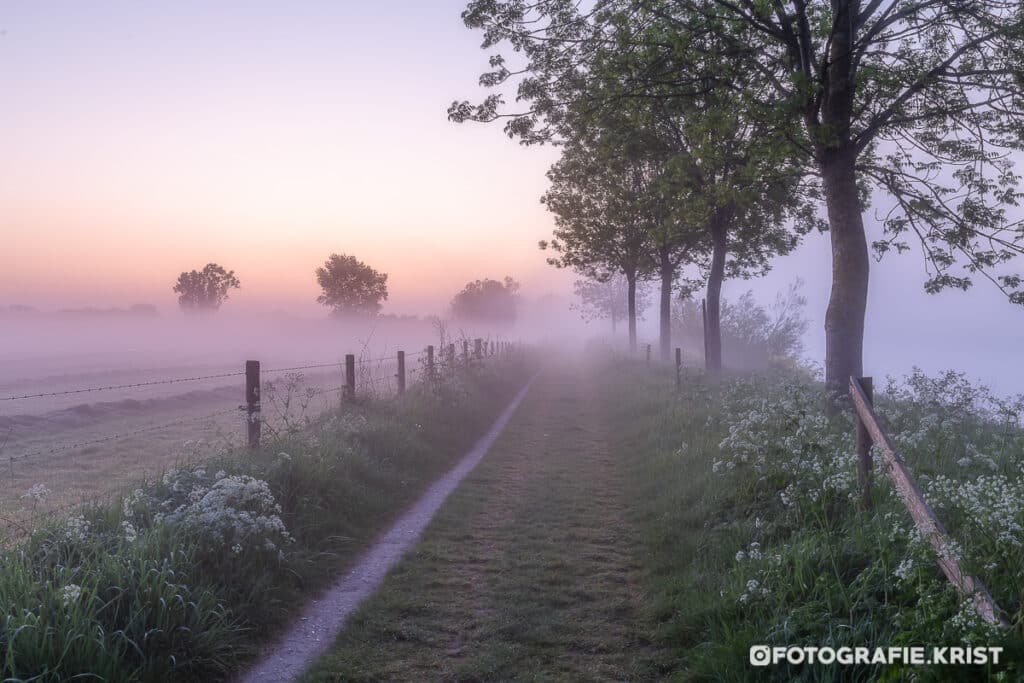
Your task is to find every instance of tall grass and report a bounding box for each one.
[610,361,1024,681]
[0,358,527,681]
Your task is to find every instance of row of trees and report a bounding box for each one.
[172,258,520,325]
[451,0,1024,397]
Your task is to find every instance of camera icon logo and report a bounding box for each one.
[749,645,772,666]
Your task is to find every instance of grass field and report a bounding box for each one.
[0,356,415,542]
[0,355,525,681]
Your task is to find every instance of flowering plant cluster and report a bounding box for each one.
[705,369,1023,645]
[122,466,293,560]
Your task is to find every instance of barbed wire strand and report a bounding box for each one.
[4,406,240,468]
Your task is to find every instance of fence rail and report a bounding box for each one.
[631,347,1010,629]
[849,376,1008,628]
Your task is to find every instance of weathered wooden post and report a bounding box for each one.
[448,342,456,370]
[462,340,469,365]
[245,360,261,448]
[490,340,495,356]
[475,338,482,360]
[645,344,651,366]
[675,347,682,390]
[855,376,874,509]
[397,350,406,395]
[426,345,435,381]
[701,298,709,371]
[344,354,356,400]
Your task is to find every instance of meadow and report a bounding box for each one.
[0,346,525,681]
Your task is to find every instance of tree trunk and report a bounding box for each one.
[626,269,638,351]
[821,146,868,400]
[705,218,727,374]
[658,251,673,362]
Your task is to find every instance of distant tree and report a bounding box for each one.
[673,280,809,369]
[315,253,389,316]
[572,275,650,334]
[172,263,240,312]
[451,277,520,327]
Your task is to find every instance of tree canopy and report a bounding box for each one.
[451,277,520,327]
[572,274,651,333]
[172,263,240,312]
[452,0,1024,395]
[315,253,389,317]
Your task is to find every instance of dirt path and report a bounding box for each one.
[239,375,539,683]
[301,362,659,681]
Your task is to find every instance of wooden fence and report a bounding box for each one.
[849,376,1008,627]
[243,339,515,448]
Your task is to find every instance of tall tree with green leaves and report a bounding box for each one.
[541,127,697,356]
[451,0,1024,396]
[315,253,388,317]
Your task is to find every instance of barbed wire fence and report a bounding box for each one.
[0,336,517,544]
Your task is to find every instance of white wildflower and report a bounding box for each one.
[61,584,82,606]
[21,483,50,504]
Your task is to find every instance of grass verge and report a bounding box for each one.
[0,357,528,681]
[612,360,1024,681]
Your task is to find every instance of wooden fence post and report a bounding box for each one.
[701,298,709,371]
[855,376,874,509]
[449,342,456,370]
[344,354,356,400]
[397,350,406,395]
[462,340,469,365]
[426,345,435,381]
[245,360,261,448]
[645,344,651,366]
[475,338,482,360]
[675,348,682,390]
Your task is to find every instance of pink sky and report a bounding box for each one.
[3,2,1024,393]
[1,1,566,316]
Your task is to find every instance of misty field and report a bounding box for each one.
[0,315,474,543]
[0,347,526,681]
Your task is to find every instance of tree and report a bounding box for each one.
[572,274,651,333]
[315,253,388,316]
[172,263,240,312]
[454,4,809,367]
[451,0,1024,397]
[451,277,520,327]
[541,132,661,350]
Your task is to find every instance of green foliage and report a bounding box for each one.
[0,362,525,681]
[315,253,389,316]
[673,280,809,368]
[611,362,1024,680]
[172,263,240,312]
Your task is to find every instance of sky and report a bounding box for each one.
[1,1,563,315]
[3,1,1024,393]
